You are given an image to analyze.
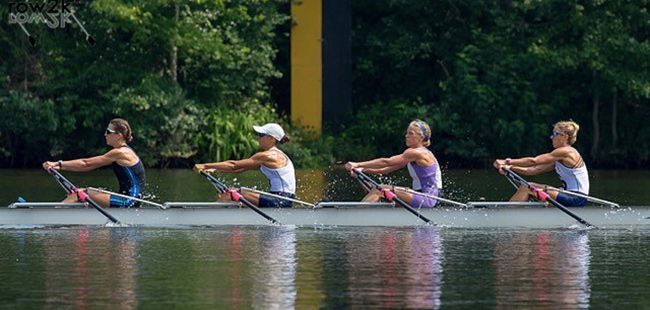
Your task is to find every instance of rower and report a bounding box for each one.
[494,120,589,207]
[42,118,146,208]
[194,123,296,208]
[345,120,443,207]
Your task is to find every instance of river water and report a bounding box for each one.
[1,169,649,308]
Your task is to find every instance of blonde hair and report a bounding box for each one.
[554,120,580,145]
[408,120,431,147]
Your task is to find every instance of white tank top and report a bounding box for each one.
[555,161,589,194]
[259,147,296,194]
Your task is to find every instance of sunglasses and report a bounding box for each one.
[551,131,564,139]
[254,131,267,138]
[105,127,117,135]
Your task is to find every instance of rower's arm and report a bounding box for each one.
[201,153,266,173]
[356,149,415,170]
[510,162,555,176]
[58,150,120,172]
[510,151,562,167]
[364,165,402,175]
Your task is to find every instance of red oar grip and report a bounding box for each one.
[76,189,89,202]
[531,187,549,202]
[229,189,242,201]
[381,188,396,201]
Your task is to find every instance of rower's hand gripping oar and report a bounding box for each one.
[47,168,121,224]
[503,168,594,228]
[199,171,280,225]
[353,169,434,225]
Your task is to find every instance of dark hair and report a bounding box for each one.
[278,135,290,145]
[109,118,133,143]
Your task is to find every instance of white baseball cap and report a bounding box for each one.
[253,123,285,141]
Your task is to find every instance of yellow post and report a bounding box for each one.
[291,0,322,135]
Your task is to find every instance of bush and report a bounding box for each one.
[110,76,203,167]
[0,91,75,166]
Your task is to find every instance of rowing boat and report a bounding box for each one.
[3,202,649,228]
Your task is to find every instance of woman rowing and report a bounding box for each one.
[42,118,146,208]
[493,120,589,206]
[345,120,442,207]
[194,123,296,208]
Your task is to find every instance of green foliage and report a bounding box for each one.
[2,0,650,169]
[109,76,203,166]
[350,0,650,167]
[335,101,431,161]
[0,91,75,166]
[198,100,276,162]
[282,125,335,168]
[0,0,289,167]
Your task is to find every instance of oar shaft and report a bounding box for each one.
[199,171,281,224]
[354,169,434,224]
[240,187,316,208]
[48,169,120,224]
[87,187,166,209]
[238,196,280,224]
[400,188,468,207]
[505,169,593,228]
[544,186,619,207]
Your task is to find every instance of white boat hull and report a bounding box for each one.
[2,202,649,228]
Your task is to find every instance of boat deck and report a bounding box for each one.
[3,202,649,228]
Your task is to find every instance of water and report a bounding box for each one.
[1,227,649,308]
[1,169,650,308]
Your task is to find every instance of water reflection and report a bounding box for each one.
[251,227,297,309]
[342,227,443,309]
[5,227,650,309]
[40,228,139,308]
[494,231,591,309]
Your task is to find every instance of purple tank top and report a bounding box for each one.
[406,148,442,194]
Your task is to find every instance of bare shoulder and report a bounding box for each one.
[252,150,274,162]
[108,147,139,163]
[404,147,435,164]
[551,146,573,157]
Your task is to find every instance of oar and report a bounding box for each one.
[504,172,520,190]
[199,171,280,225]
[542,186,620,208]
[353,169,434,224]
[503,168,594,228]
[240,187,316,208]
[47,169,121,224]
[87,187,166,209]
[396,188,468,208]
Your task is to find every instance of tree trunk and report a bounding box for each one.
[590,90,600,162]
[170,3,179,83]
[612,89,618,147]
